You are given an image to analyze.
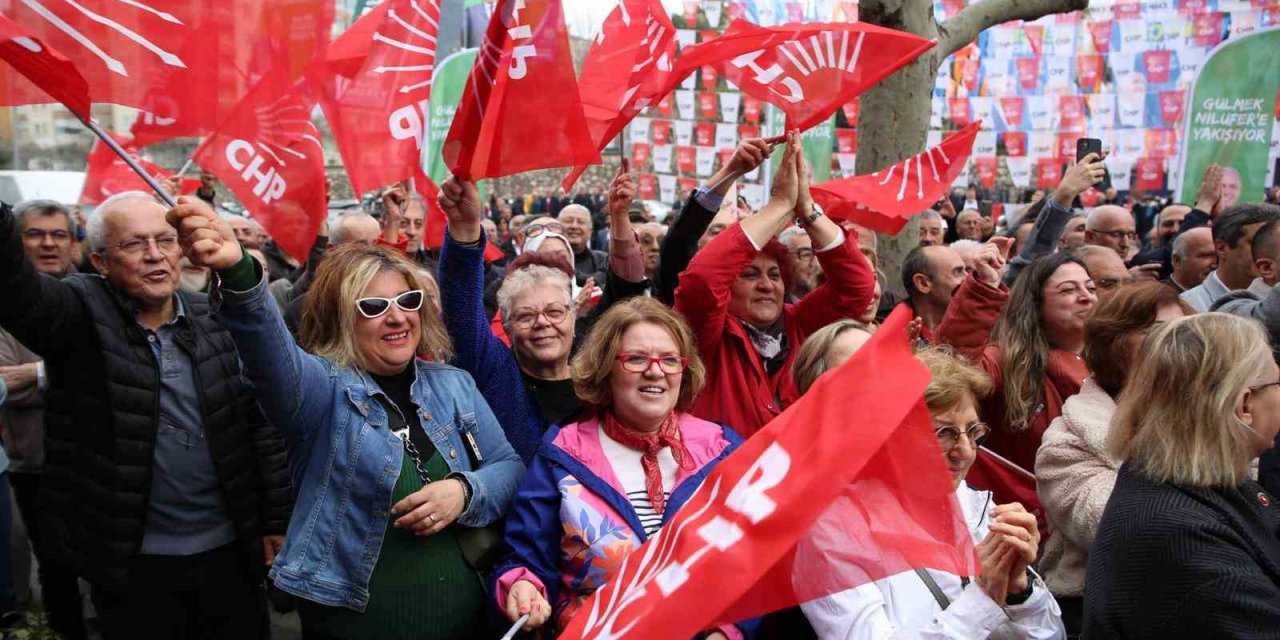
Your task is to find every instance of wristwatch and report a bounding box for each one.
[1003,569,1036,606]
[796,203,824,228]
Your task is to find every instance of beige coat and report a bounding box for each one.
[0,328,44,472]
[1035,378,1119,598]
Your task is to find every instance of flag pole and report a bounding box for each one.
[176,156,194,177]
[83,118,177,207]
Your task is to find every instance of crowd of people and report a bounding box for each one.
[2,128,1280,640]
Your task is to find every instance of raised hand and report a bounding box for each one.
[1196,164,1224,217]
[608,163,636,223]
[794,142,814,222]
[767,131,801,211]
[972,236,1014,288]
[726,137,773,176]
[438,176,484,244]
[1054,152,1106,206]
[166,196,242,270]
[380,180,409,243]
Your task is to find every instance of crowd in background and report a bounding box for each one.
[2,131,1280,640]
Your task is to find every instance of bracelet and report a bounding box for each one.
[796,207,823,228]
[1003,569,1036,606]
[448,472,474,511]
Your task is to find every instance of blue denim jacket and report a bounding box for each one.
[214,277,525,611]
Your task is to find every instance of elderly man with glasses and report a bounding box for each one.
[0,193,292,640]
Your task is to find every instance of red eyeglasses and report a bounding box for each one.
[616,353,688,374]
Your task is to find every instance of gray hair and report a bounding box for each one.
[949,239,982,252]
[1171,231,1195,259]
[777,226,806,246]
[86,190,156,252]
[558,203,592,220]
[330,212,378,246]
[13,199,76,236]
[918,209,948,229]
[1073,244,1119,262]
[497,264,574,326]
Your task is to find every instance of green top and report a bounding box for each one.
[297,450,487,639]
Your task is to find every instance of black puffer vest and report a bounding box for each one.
[38,275,290,588]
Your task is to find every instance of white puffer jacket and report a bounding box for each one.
[1035,378,1119,598]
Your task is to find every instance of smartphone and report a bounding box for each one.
[1076,137,1109,189]
[1076,137,1102,163]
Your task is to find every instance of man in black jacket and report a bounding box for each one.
[0,193,291,640]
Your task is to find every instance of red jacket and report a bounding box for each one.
[934,275,1088,474]
[674,223,875,438]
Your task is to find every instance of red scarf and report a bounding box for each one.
[601,411,694,516]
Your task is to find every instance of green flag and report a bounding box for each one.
[424,49,478,186]
[1177,28,1280,205]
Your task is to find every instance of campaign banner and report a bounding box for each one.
[768,106,835,182]
[1178,27,1280,203]
[426,49,477,185]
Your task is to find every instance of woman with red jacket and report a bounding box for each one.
[674,132,876,437]
[934,248,1097,475]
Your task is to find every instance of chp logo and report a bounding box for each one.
[373,0,442,154]
[15,0,186,76]
[220,95,323,206]
[729,28,869,105]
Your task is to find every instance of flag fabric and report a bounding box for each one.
[558,308,977,640]
[444,0,600,181]
[310,0,442,197]
[78,131,196,205]
[2,0,331,141]
[810,122,981,234]
[965,446,1046,537]
[562,0,677,190]
[714,20,935,132]
[193,69,327,261]
[0,14,91,120]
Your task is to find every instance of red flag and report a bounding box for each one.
[695,122,715,146]
[78,131,194,205]
[714,20,934,132]
[835,129,857,154]
[1036,158,1062,188]
[638,172,658,200]
[1023,25,1044,56]
[565,0,677,190]
[998,96,1025,128]
[1,1,331,142]
[652,120,672,145]
[699,90,719,119]
[1015,56,1041,90]
[632,142,651,167]
[1059,95,1086,130]
[309,0,440,197]
[949,96,971,126]
[558,309,976,640]
[1002,131,1027,157]
[810,122,980,234]
[1056,132,1078,162]
[1158,90,1186,127]
[444,0,599,181]
[193,70,326,261]
[1087,20,1113,53]
[841,97,860,126]
[974,157,998,189]
[0,14,90,120]
[702,64,719,88]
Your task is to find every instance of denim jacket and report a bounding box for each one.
[213,276,525,611]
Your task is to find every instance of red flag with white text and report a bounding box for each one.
[444,0,599,180]
[558,309,976,640]
[78,131,197,205]
[193,70,327,261]
[0,0,331,143]
[811,122,980,234]
[309,0,441,197]
[0,14,91,120]
[714,20,935,132]
[562,0,677,190]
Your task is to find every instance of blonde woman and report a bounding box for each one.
[792,320,875,395]
[168,200,524,640]
[494,297,754,639]
[1084,313,1280,638]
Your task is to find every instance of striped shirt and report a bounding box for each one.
[600,427,678,536]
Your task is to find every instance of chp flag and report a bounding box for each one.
[444,0,600,180]
[811,122,981,234]
[558,308,977,640]
[716,20,936,132]
[0,13,91,120]
[193,69,326,261]
[78,130,197,205]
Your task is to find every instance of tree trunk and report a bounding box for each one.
[856,0,1088,292]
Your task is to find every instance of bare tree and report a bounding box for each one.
[857,0,1089,285]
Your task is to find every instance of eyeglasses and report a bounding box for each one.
[617,353,689,374]
[1092,229,1139,241]
[111,234,180,256]
[508,302,571,329]
[22,229,71,242]
[524,222,564,239]
[355,290,424,319]
[789,248,816,262]
[934,421,990,451]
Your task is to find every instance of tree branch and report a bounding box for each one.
[937,0,1089,58]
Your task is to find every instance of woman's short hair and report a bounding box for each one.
[570,297,705,412]
[916,347,993,415]
[1109,313,1273,487]
[496,264,574,327]
[792,320,874,395]
[299,244,452,368]
[1085,282,1193,397]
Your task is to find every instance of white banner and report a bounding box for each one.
[652,144,673,173]
[971,97,994,129]
[836,153,857,177]
[701,0,722,27]
[1029,131,1056,160]
[696,146,715,177]
[1027,96,1055,131]
[1116,92,1145,129]
[1006,157,1032,187]
[659,174,677,203]
[630,118,651,144]
[676,29,697,49]
[676,90,696,121]
[1087,93,1117,129]
[715,123,738,150]
[1107,156,1136,191]
[675,120,694,146]
[741,183,766,210]
[1116,130,1145,158]
[719,92,741,123]
[974,130,998,157]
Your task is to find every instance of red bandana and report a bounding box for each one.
[601,411,694,516]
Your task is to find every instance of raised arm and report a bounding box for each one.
[0,203,91,359]
[167,197,333,453]
[1003,156,1098,286]
[438,177,544,463]
[934,238,1012,360]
